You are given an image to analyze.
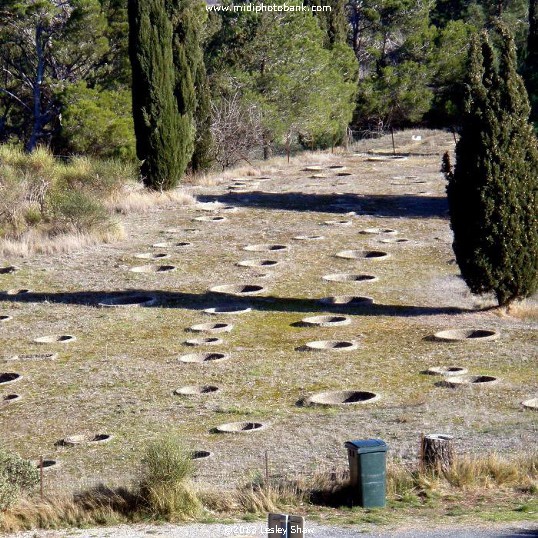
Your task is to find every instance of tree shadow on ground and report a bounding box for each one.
[0,289,471,317]
[197,192,448,219]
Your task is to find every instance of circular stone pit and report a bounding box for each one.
[300,315,351,327]
[134,252,170,260]
[0,373,21,385]
[302,340,358,352]
[4,289,32,295]
[243,244,288,253]
[209,284,266,296]
[335,250,389,260]
[174,385,220,396]
[319,295,374,306]
[440,375,499,387]
[59,434,112,447]
[379,238,409,244]
[34,335,76,344]
[5,353,58,362]
[0,266,18,274]
[179,352,229,363]
[35,459,59,470]
[432,329,500,342]
[521,398,538,410]
[191,450,212,460]
[293,235,324,241]
[360,228,397,235]
[188,322,234,333]
[237,259,279,268]
[0,315,12,322]
[424,366,468,376]
[306,390,379,406]
[1,393,21,405]
[130,264,176,273]
[323,220,352,226]
[184,337,223,346]
[216,421,266,433]
[204,306,252,315]
[323,273,378,283]
[194,215,227,222]
[152,241,192,248]
[98,294,157,308]
[302,166,323,172]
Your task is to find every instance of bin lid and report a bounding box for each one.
[344,439,387,453]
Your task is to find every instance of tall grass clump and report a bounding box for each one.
[138,435,201,521]
[0,145,194,255]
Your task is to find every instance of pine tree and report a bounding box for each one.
[446,25,538,306]
[128,0,188,190]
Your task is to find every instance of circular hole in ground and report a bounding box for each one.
[4,289,32,295]
[134,252,170,260]
[91,434,112,443]
[188,323,234,333]
[0,266,18,274]
[302,166,323,172]
[306,390,380,406]
[293,235,325,241]
[323,220,352,226]
[424,366,468,376]
[98,294,157,308]
[35,459,59,470]
[130,264,176,273]
[203,306,252,315]
[191,450,212,460]
[440,375,498,387]
[0,315,13,322]
[300,315,351,327]
[243,244,288,252]
[432,329,500,342]
[179,352,229,363]
[522,398,538,410]
[335,250,389,260]
[379,238,409,244]
[302,340,358,351]
[319,295,374,306]
[152,241,192,248]
[174,385,220,396]
[323,273,378,283]
[194,215,227,222]
[1,393,21,405]
[209,284,266,296]
[34,335,76,344]
[5,353,58,362]
[360,228,397,235]
[236,259,279,268]
[216,421,265,433]
[184,337,223,346]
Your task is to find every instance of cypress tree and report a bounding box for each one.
[446,25,538,307]
[167,0,213,172]
[525,0,538,125]
[128,0,189,190]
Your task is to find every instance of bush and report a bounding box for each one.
[0,448,39,511]
[139,435,201,520]
[48,189,112,235]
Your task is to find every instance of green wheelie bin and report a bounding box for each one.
[344,439,387,508]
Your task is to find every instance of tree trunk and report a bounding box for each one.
[26,23,45,152]
[421,434,454,474]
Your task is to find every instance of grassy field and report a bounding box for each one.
[0,130,536,528]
